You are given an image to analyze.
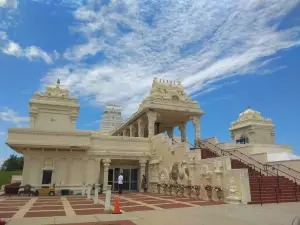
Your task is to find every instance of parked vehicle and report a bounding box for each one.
[4,182,21,195]
[18,184,39,196]
[39,186,56,196]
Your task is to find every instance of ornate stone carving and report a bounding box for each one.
[214,161,223,173]
[169,161,190,184]
[103,159,111,167]
[200,165,212,179]
[158,168,169,184]
[188,155,196,164]
[226,177,241,204]
[139,77,199,110]
[151,145,156,156]
[139,159,147,167]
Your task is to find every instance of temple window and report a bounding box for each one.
[236,135,249,144]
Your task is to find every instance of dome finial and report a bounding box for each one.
[248,105,251,109]
[57,78,60,85]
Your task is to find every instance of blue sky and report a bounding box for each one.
[0,0,300,165]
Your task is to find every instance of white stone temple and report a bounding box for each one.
[5,77,300,204]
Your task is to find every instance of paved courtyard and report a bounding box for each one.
[0,192,224,219]
[1,193,299,225]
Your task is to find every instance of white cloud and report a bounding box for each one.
[0,32,58,64]
[0,0,18,9]
[0,107,29,125]
[42,0,300,117]
[0,131,6,136]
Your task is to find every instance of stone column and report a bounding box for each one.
[95,158,101,184]
[87,184,92,199]
[103,159,111,191]
[129,124,136,137]
[190,116,201,146]
[166,127,174,139]
[104,185,112,214]
[94,184,99,204]
[179,123,187,142]
[122,129,129,136]
[52,157,58,185]
[147,111,158,138]
[84,158,89,185]
[139,159,147,192]
[137,118,145,137]
[22,155,31,185]
[66,158,72,185]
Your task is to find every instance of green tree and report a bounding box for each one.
[0,154,24,171]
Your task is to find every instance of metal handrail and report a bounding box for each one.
[199,140,274,176]
[198,139,300,183]
[275,186,280,204]
[269,163,300,176]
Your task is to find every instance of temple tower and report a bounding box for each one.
[100,104,123,133]
[29,79,79,131]
[229,106,275,144]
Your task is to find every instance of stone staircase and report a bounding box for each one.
[200,146,300,204]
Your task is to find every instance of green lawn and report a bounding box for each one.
[0,170,23,187]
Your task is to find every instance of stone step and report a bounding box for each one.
[248,199,300,204]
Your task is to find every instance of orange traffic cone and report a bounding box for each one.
[112,197,122,214]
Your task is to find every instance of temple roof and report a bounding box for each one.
[30,79,78,105]
[230,106,274,130]
[139,77,200,110]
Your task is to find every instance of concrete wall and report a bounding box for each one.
[217,142,292,155]
[267,160,300,184]
[34,111,74,131]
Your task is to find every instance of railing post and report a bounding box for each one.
[294,178,298,202]
[257,177,262,206]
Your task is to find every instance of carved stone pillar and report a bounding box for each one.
[95,158,101,184]
[179,123,187,142]
[129,124,136,137]
[84,158,89,185]
[22,155,31,185]
[147,111,158,138]
[137,118,145,137]
[190,116,200,146]
[139,159,147,192]
[103,159,111,191]
[166,127,174,139]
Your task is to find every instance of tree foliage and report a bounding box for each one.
[0,154,23,171]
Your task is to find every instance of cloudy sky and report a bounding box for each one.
[0,0,300,164]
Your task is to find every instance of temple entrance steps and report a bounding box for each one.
[197,143,300,205]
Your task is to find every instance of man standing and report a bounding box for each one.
[118,173,123,194]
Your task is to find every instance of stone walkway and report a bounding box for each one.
[1,194,300,225]
[0,192,224,220]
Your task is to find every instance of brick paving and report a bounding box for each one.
[0,192,225,219]
[47,221,137,225]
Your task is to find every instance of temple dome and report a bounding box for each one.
[44,79,69,98]
[237,107,264,121]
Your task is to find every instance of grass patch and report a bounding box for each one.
[0,170,22,187]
